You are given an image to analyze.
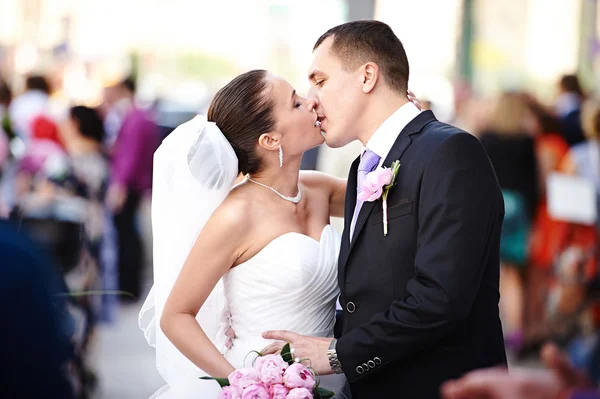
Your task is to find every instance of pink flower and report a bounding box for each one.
[256,354,288,385]
[286,387,314,399]
[270,383,290,399]
[218,385,241,399]
[358,167,393,202]
[241,383,271,399]
[283,363,316,390]
[229,368,262,391]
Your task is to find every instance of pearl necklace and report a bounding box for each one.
[246,176,302,204]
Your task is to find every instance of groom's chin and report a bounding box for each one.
[324,135,344,149]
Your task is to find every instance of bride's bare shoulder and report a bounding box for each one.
[210,182,256,229]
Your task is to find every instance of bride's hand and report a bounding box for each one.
[261,330,334,376]
[407,90,423,110]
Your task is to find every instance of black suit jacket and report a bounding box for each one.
[336,111,507,399]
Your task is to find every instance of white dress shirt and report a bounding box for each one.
[365,101,422,167]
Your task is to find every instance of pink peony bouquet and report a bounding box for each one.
[201,343,335,399]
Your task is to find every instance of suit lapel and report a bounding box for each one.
[345,111,437,259]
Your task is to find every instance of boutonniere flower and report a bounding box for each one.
[358,160,401,236]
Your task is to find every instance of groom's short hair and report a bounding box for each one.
[314,20,409,94]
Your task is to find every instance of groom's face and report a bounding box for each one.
[309,37,365,148]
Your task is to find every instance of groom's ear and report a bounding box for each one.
[361,62,380,94]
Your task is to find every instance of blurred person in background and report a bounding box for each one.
[479,92,539,352]
[556,74,586,148]
[61,106,108,255]
[13,146,102,397]
[0,79,12,167]
[60,105,118,323]
[554,99,600,383]
[104,77,159,301]
[525,97,571,350]
[15,114,66,200]
[0,218,75,399]
[8,75,52,145]
[102,78,134,149]
[0,126,7,171]
[562,99,600,200]
[9,106,114,396]
[0,81,9,171]
[0,78,13,140]
[0,80,13,218]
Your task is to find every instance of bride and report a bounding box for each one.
[139,69,349,398]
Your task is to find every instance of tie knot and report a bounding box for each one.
[358,149,380,172]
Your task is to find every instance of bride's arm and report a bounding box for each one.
[160,199,250,378]
[300,171,347,218]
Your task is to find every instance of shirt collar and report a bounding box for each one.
[364,102,421,165]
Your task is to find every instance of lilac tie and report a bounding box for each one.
[350,149,381,240]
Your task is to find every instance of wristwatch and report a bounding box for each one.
[327,338,344,374]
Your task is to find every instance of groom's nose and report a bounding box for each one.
[306,90,319,111]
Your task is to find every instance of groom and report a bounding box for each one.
[263,20,507,398]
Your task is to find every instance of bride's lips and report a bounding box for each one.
[318,117,327,138]
[315,115,326,128]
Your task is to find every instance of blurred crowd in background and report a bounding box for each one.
[2,0,600,398]
[0,72,160,397]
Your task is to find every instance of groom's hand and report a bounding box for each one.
[261,331,334,376]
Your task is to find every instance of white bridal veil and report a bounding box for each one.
[138,115,239,395]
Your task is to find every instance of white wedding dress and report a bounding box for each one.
[139,116,349,399]
[151,226,348,398]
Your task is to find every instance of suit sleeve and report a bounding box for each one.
[336,132,504,382]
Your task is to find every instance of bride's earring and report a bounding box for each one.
[279,145,283,168]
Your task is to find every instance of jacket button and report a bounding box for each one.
[368,360,376,368]
[362,362,370,371]
[346,302,356,313]
[356,365,365,374]
[374,357,382,365]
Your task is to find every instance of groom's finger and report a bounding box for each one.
[262,330,297,342]
[261,342,284,355]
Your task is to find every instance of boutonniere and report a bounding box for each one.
[358,160,401,236]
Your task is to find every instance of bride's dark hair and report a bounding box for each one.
[207,70,276,175]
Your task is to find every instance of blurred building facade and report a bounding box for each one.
[0,0,597,107]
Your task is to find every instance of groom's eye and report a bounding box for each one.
[315,80,324,87]
[294,101,302,108]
